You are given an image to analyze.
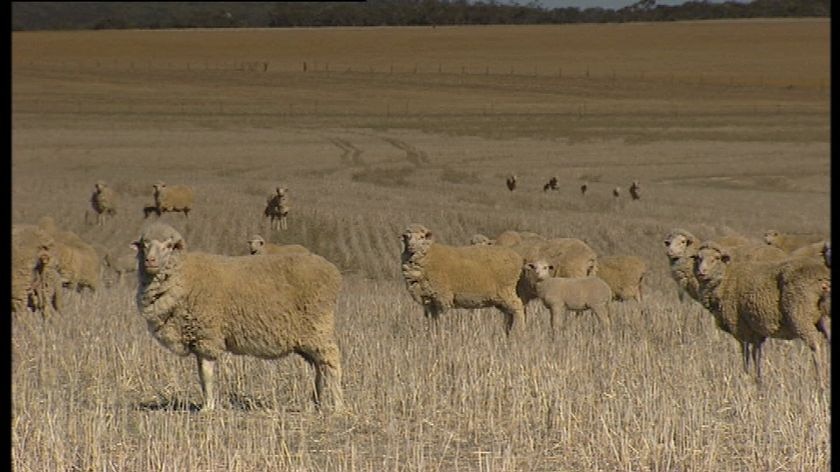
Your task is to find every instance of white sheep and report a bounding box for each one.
[132,222,344,411]
[694,241,831,384]
[152,181,195,218]
[595,255,648,302]
[763,229,825,254]
[264,187,290,231]
[90,180,118,226]
[246,234,308,256]
[522,260,612,334]
[400,224,525,335]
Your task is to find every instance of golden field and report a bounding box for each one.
[12,20,830,471]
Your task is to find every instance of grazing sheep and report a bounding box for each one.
[595,255,648,302]
[763,229,825,254]
[133,222,344,411]
[694,241,831,384]
[90,180,118,226]
[506,174,517,192]
[103,250,138,285]
[400,224,525,335]
[522,260,612,333]
[543,176,559,192]
[580,182,588,195]
[612,187,620,198]
[469,234,494,246]
[264,187,290,231]
[629,180,641,200]
[246,234,309,256]
[152,181,195,218]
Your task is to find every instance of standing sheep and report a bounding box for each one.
[12,224,59,317]
[763,229,825,254]
[596,255,648,302]
[506,174,517,192]
[543,176,559,192]
[629,180,641,200]
[264,186,290,231]
[246,234,309,256]
[90,180,118,226]
[580,182,588,196]
[30,240,63,320]
[152,181,195,218]
[400,224,526,335]
[132,222,344,411]
[103,250,138,285]
[612,187,620,199]
[522,260,612,333]
[694,241,831,384]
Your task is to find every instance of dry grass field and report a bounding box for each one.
[12,20,830,471]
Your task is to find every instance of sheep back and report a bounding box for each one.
[154,184,195,213]
[596,255,647,301]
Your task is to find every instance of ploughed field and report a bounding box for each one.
[12,20,830,471]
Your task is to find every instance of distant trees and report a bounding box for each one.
[12,0,831,32]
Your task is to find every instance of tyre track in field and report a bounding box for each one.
[380,136,431,167]
[327,137,367,168]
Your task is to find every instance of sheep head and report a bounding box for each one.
[470,234,493,246]
[763,229,780,246]
[132,222,185,276]
[664,229,698,262]
[247,235,266,255]
[523,260,554,283]
[401,224,434,257]
[693,242,731,284]
[94,181,107,192]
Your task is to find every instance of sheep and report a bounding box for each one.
[29,240,63,320]
[693,241,831,384]
[469,234,494,246]
[494,230,543,248]
[12,224,58,316]
[543,176,559,192]
[522,260,612,334]
[246,234,309,256]
[30,217,100,292]
[399,224,525,335]
[595,255,648,302]
[763,229,825,254]
[90,180,118,226]
[103,250,138,285]
[506,174,517,192]
[629,180,641,200]
[663,228,786,304]
[791,240,831,259]
[580,182,588,195]
[152,181,194,218]
[264,187,290,231]
[612,187,620,198]
[132,222,344,411]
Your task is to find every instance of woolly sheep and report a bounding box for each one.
[506,175,517,192]
[34,217,100,292]
[12,224,59,316]
[763,229,824,254]
[132,222,344,411]
[522,260,612,333]
[90,180,118,226]
[791,240,831,259]
[152,181,195,218]
[264,187,290,231]
[29,241,63,320]
[246,234,309,256]
[694,241,831,384]
[629,180,641,200]
[400,224,525,335]
[596,255,648,302]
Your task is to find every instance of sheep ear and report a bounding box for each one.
[548,264,555,272]
[425,231,433,239]
[721,253,731,263]
[173,238,185,251]
[130,240,141,252]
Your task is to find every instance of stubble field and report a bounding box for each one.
[12,20,830,471]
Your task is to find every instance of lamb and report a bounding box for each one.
[694,241,831,384]
[246,234,309,256]
[132,222,344,411]
[522,260,612,334]
[400,224,525,335]
[543,176,559,192]
[90,180,118,226]
[152,181,194,218]
[595,255,648,302]
[264,186,290,231]
[506,174,517,192]
[763,229,825,254]
[629,180,641,200]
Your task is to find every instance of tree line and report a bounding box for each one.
[12,0,830,31]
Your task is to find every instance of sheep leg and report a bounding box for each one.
[752,339,765,383]
[499,298,525,336]
[196,355,217,411]
[298,342,345,412]
[740,341,751,374]
[281,216,288,231]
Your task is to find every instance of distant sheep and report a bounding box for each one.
[12,224,59,317]
[763,229,824,254]
[400,224,525,335]
[694,241,831,384]
[246,234,308,256]
[264,187,290,231]
[580,182,588,195]
[596,255,647,302]
[612,187,620,198]
[522,260,612,333]
[543,177,558,192]
[90,180,118,226]
[506,175,517,192]
[133,222,344,411]
[152,181,194,218]
[629,180,641,200]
